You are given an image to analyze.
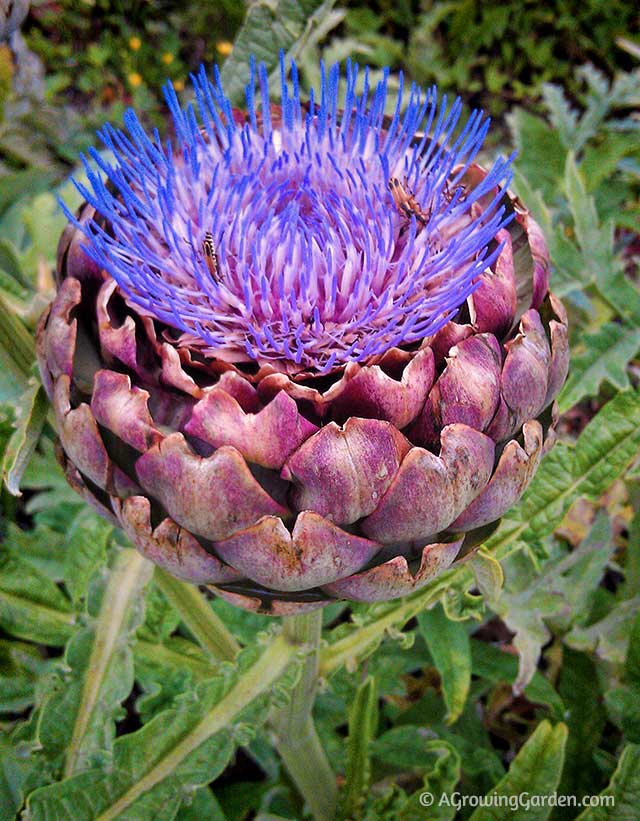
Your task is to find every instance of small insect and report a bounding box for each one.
[442,180,468,205]
[201,231,220,282]
[388,177,430,227]
[185,232,222,283]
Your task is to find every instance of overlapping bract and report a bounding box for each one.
[38,63,569,612]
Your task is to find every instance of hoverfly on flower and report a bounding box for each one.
[388,176,430,228]
[201,231,220,282]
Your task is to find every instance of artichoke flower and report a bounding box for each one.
[37,59,568,614]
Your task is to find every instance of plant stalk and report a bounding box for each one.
[271,610,338,821]
[152,574,337,819]
[153,568,240,662]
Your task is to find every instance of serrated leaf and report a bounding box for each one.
[27,636,297,821]
[220,0,337,104]
[135,637,212,684]
[564,152,612,278]
[508,108,566,202]
[603,611,640,742]
[63,508,113,605]
[37,548,153,778]
[600,272,640,330]
[469,550,504,606]
[418,604,471,724]
[137,582,181,643]
[582,132,640,192]
[498,389,640,550]
[565,597,640,665]
[398,740,461,821]
[574,744,640,820]
[558,324,640,412]
[1,378,48,496]
[342,676,378,821]
[0,549,75,646]
[468,721,567,821]
[0,639,52,714]
[134,636,215,723]
[2,521,66,580]
[558,649,607,798]
[541,83,578,149]
[494,514,614,692]
[0,736,47,821]
[511,168,586,297]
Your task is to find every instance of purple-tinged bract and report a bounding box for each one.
[68,57,512,374]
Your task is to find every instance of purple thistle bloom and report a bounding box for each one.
[40,55,568,612]
[66,56,513,375]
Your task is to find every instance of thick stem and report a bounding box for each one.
[271,610,338,821]
[153,574,336,819]
[154,568,240,662]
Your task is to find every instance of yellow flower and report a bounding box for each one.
[162,52,174,65]
[128,72,143,88]
[216,41,233,57]
[173,79,185,91]
[129,36,142,51]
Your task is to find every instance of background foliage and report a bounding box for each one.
[0,1,639,819]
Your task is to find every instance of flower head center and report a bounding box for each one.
[70,57,513,374]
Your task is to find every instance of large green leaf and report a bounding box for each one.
[565,597,640,666]
[574,744,640,820]
[508,108,566,202]
[398,740,461,821]
[37,549,153,778]
[558,649,607,799]
[469,641,565,720]
[2,521,66,580]
[62,509,113,605]
[418,604,471,724]
[220,0,337,104]
[26,636,297,821]
[557,324,640,413]
[1,379,48,496]
[493,514,615,692]
[468,721,567,821]
[342,676,378,821]
[485,389,640,557]
[563,153,613,282]
[0,549,75,646]
[603,611,640,743]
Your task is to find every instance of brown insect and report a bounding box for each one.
[442,180,468,205]
[388,177,430,227]
[201,231,220,282]
[183,231,221,283]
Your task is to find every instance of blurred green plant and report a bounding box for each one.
[25,0,243,110]
[407,0,639,116]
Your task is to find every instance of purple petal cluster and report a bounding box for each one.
[67,56,513,374]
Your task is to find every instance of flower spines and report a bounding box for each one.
[66,57,514,373]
